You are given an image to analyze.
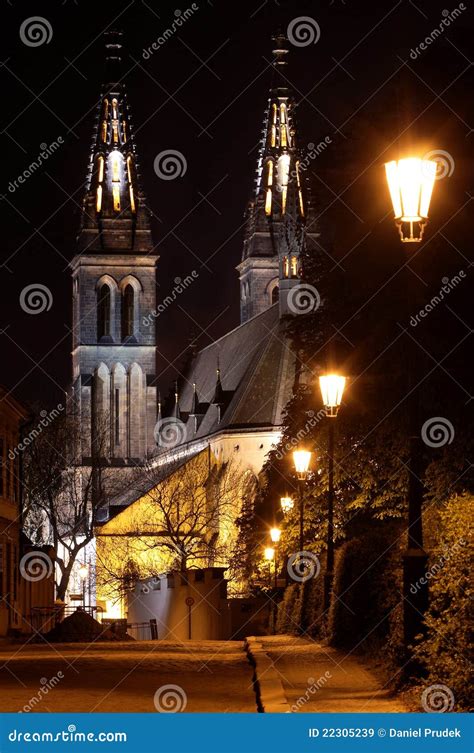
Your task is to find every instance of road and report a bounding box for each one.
[0,640,256,713]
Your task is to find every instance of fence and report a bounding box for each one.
[29,607,158,641]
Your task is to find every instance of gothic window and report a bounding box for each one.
[122,284,134,339]
[129,186,136,213]
[97,155,104,184]
[101,121,107,142]
[283,256,289,278]
[266,160,273,186]
[114,388,120,445]
[271,285,279,304]
[126,155,133,184]
[97,284,111,339]
[112,98,118,119]
[265,189,272,216]
[290,256,298,277]
[112,185,120,212]
[96,185,103,213]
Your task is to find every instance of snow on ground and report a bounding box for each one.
[258,635,408,712]
[0,640,256,713]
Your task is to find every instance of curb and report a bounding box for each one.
[245,636,291,713]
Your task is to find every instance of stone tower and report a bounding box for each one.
[70,31,158,464]
[237,33,319,323]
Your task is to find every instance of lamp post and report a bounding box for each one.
[78,563,89,610]
[319,374,346,612]
[264,546,275,586]
[270,527,281,588]
[292,449,312,553]
[385,157,437,646]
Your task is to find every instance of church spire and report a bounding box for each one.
[77,30,153,254]
[238,32,318,322]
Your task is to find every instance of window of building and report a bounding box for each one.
[265,188,272,216]
[115,388,120,445]
[290,256,298,277]
[271,285,279,304]
[112,98,118,119]
[283,256,289,278]
[129,186,136,213]
[97,155,104,184]
[122,284,134,339]
[96,185,103,213]
[266,160,273,186]
[97,284,111,339]
[112,184,121,212]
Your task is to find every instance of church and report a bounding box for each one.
[69,31,319,620]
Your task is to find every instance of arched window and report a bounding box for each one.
[271,285,279,304]
[122,284,134,339]
[97,284,111,339]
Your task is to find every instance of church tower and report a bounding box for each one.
[237,33,319,323]
[70,31,158,464]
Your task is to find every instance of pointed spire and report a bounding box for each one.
[190,382,199,416]
[77,31,153,254]
[157,391,162,424]
[171,381,181,420]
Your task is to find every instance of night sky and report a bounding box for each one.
[2,0,472,410]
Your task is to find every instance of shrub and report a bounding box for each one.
[413,494,473,710]
[276,583,303,634]
[328,523,403,651]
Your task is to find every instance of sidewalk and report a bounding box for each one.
[248,635,408,712]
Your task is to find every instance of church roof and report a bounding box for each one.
[175,303,296,441]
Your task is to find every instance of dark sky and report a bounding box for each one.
[1,0,472,409]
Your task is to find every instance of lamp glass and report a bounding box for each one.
[270,527,281,543]
[264,546,275,561]
[280,496,294,514]
[293,449,311,476]
[384,158,436,222]
[319,374,346,409]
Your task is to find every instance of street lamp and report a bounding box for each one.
[292,449,312,553]
[270,528,281,588]
[78,563,89,609]
[385,157,437,243]
[280,495,294,516]
[319,374,346,612]
[384,157,434,646]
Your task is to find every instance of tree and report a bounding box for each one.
[22,410,126,602]
[95,450,244,601]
